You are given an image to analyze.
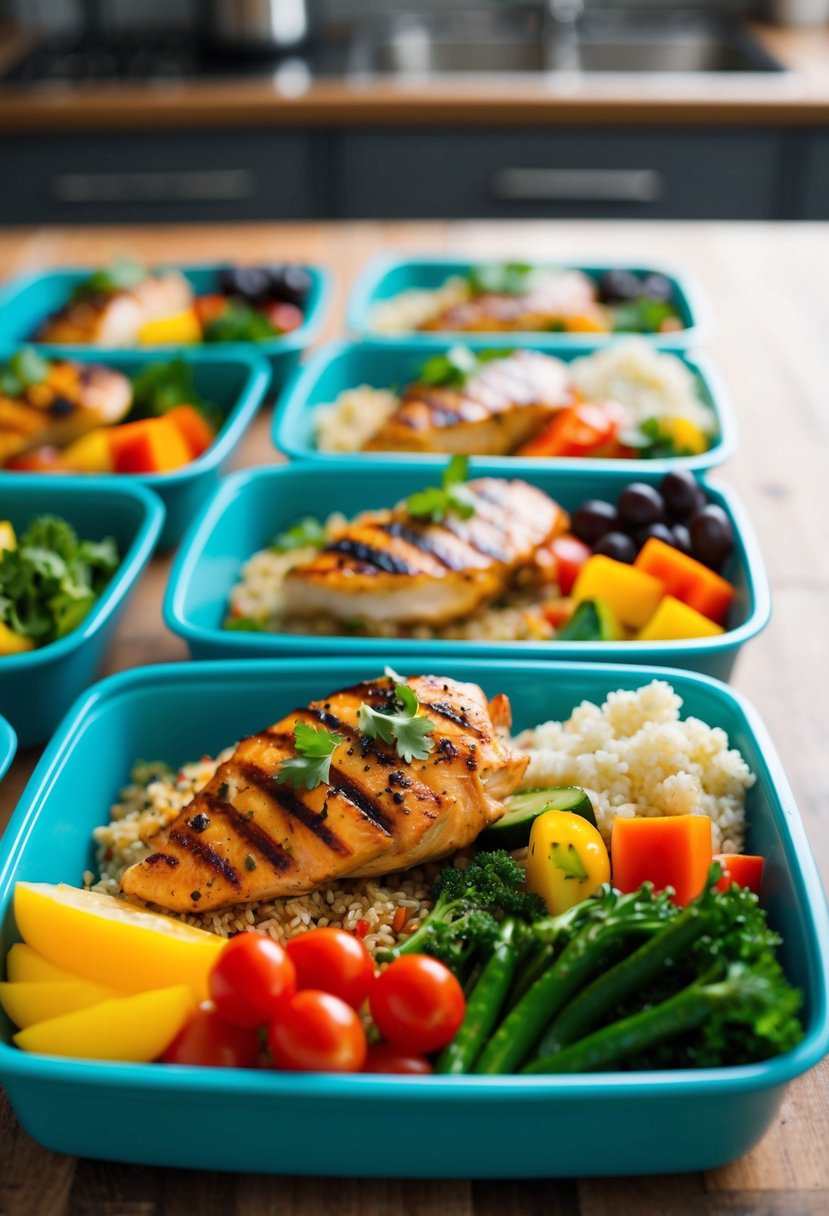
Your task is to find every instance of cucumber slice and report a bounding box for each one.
[479,786,597,851]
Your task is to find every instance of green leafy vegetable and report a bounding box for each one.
[203,302,278,344]
[611,299,677,334]
[275,721,344,791]
[551,842,588,881]
[129,358,219,429]
[417,345,513,389]
[72,258,147,300]
[359,682,436,763]
[622,418,699,461]
[406,456,476,524]
[271,517,327,554]
[468,262,540,297]
[0,348,51,397]
[0,515,119,647]
[223,615,268,633]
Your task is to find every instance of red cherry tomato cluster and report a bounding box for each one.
[163,927,465,1076]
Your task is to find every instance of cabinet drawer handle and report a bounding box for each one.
[50,169,256,204]
[490,168,663,204]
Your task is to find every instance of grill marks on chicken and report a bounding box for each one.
[418,271,602,335]
[281,477,566,626]
[36,271,192,347]
[364,349,573,455]
[0,360,132,465]
[120,675,528,912]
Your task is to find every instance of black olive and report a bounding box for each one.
[617,483,666,529]
[593,531,637,564]
[671,523,693,555]
[266,263,312,308]
[571,499,618,544]
[217,265,271,304]
[598,268,642,304]
[690,505,735,570]
[632,522,675,550]
[640,272,674,304]
[660,470,707,522]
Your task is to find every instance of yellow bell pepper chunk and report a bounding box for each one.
[13,985,195,1062]
[572,555,664,630]
[60,428,114,473]
[637,596,725,641]
[138,309,202,346]
[526,809,610,916]
[0,620,36,656]
[653,416,710,456]
[0,521,16,552]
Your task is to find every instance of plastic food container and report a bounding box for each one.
[0,714,15,782]
[0,347,270,550]
[164,463,769,681]
[347,255,706,348]
[273,338,735,475]
[0,262,330,386]
[0,657,826,1176]
[0,477,164,746]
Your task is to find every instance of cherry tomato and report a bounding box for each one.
[163,1001,261,1069]
[548,535,592,595]
[260,301,304,334]
[268,990,367,1073]
[193,293,229,329]
[362,1044,433,1075]
[286,927,374,1009]
[369,955,465,1054]
[209,932,297,1029]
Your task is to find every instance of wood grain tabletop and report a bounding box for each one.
[0,219,827,1215]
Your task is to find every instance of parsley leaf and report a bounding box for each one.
[72,258,147,300]
[203,301,278,344]
[359,683,436,763]
[406,456,476,524]
[271,517,327,554]
[275,721,344,790]
[0,348,51,397]
[129,358,219,429]
[468,262,537,296]
[416,345,513,389]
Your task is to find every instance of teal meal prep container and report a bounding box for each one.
[0,262,330,386]
[273,338,736,476]
[0,714,15,782]
[164,463,769,681]
[347,255,706,348]
[0,658,826,1176]
[0,347,271,550]
[0,477,164,746]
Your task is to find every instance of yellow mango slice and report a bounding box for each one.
[0,521,16,552]
[14,883,224,1000]
[638,596,725,642]
[573,555,664,631]
[13,985,195,1061]
[138,310,201,346]
[5,943,83,985]
[0,980,117,1029]
[0,620,35,656]
[61,428,114,473]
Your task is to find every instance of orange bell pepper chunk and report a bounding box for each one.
[165,405,217,460]
[109,417,192,475]
[713,854,764,895]
[611,814,713,906]
[634,537,735,626]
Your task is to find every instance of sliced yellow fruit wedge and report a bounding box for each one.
[5,943,82,985]
[0,980,117,1029]
[13,985,195,1062]
[0,521,16,552]
[14,883,224,1000]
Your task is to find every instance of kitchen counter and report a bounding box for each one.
[0,23,827,130]
[0,217,828,1214]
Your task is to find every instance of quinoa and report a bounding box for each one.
[85,681,752,949]
[367,276,471,334]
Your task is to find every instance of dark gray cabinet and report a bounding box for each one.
[797,133,829,219]
[339,128,785,221]
[2,128,316,225]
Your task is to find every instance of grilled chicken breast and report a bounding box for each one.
[363,350,573,456]
[0,360,132,465]
[36,271,192,346]
[419,270,605,334]
[282,478,566,626]
[120,675,529,912]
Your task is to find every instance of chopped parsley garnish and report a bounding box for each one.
[275,721,344,791]
[406,456,476,525]
[245,854,257,871]
[467,262,540,297]
[73,257,147,300]
[0,348,51,397]
[271,517,327,554]
[417,345,511,389]
[203,301,278,344]
[359,683,436,764]
[0,514,119,646]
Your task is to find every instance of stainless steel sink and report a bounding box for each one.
[347,9,784,78]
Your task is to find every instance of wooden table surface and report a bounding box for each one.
[0,220,827,1215]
